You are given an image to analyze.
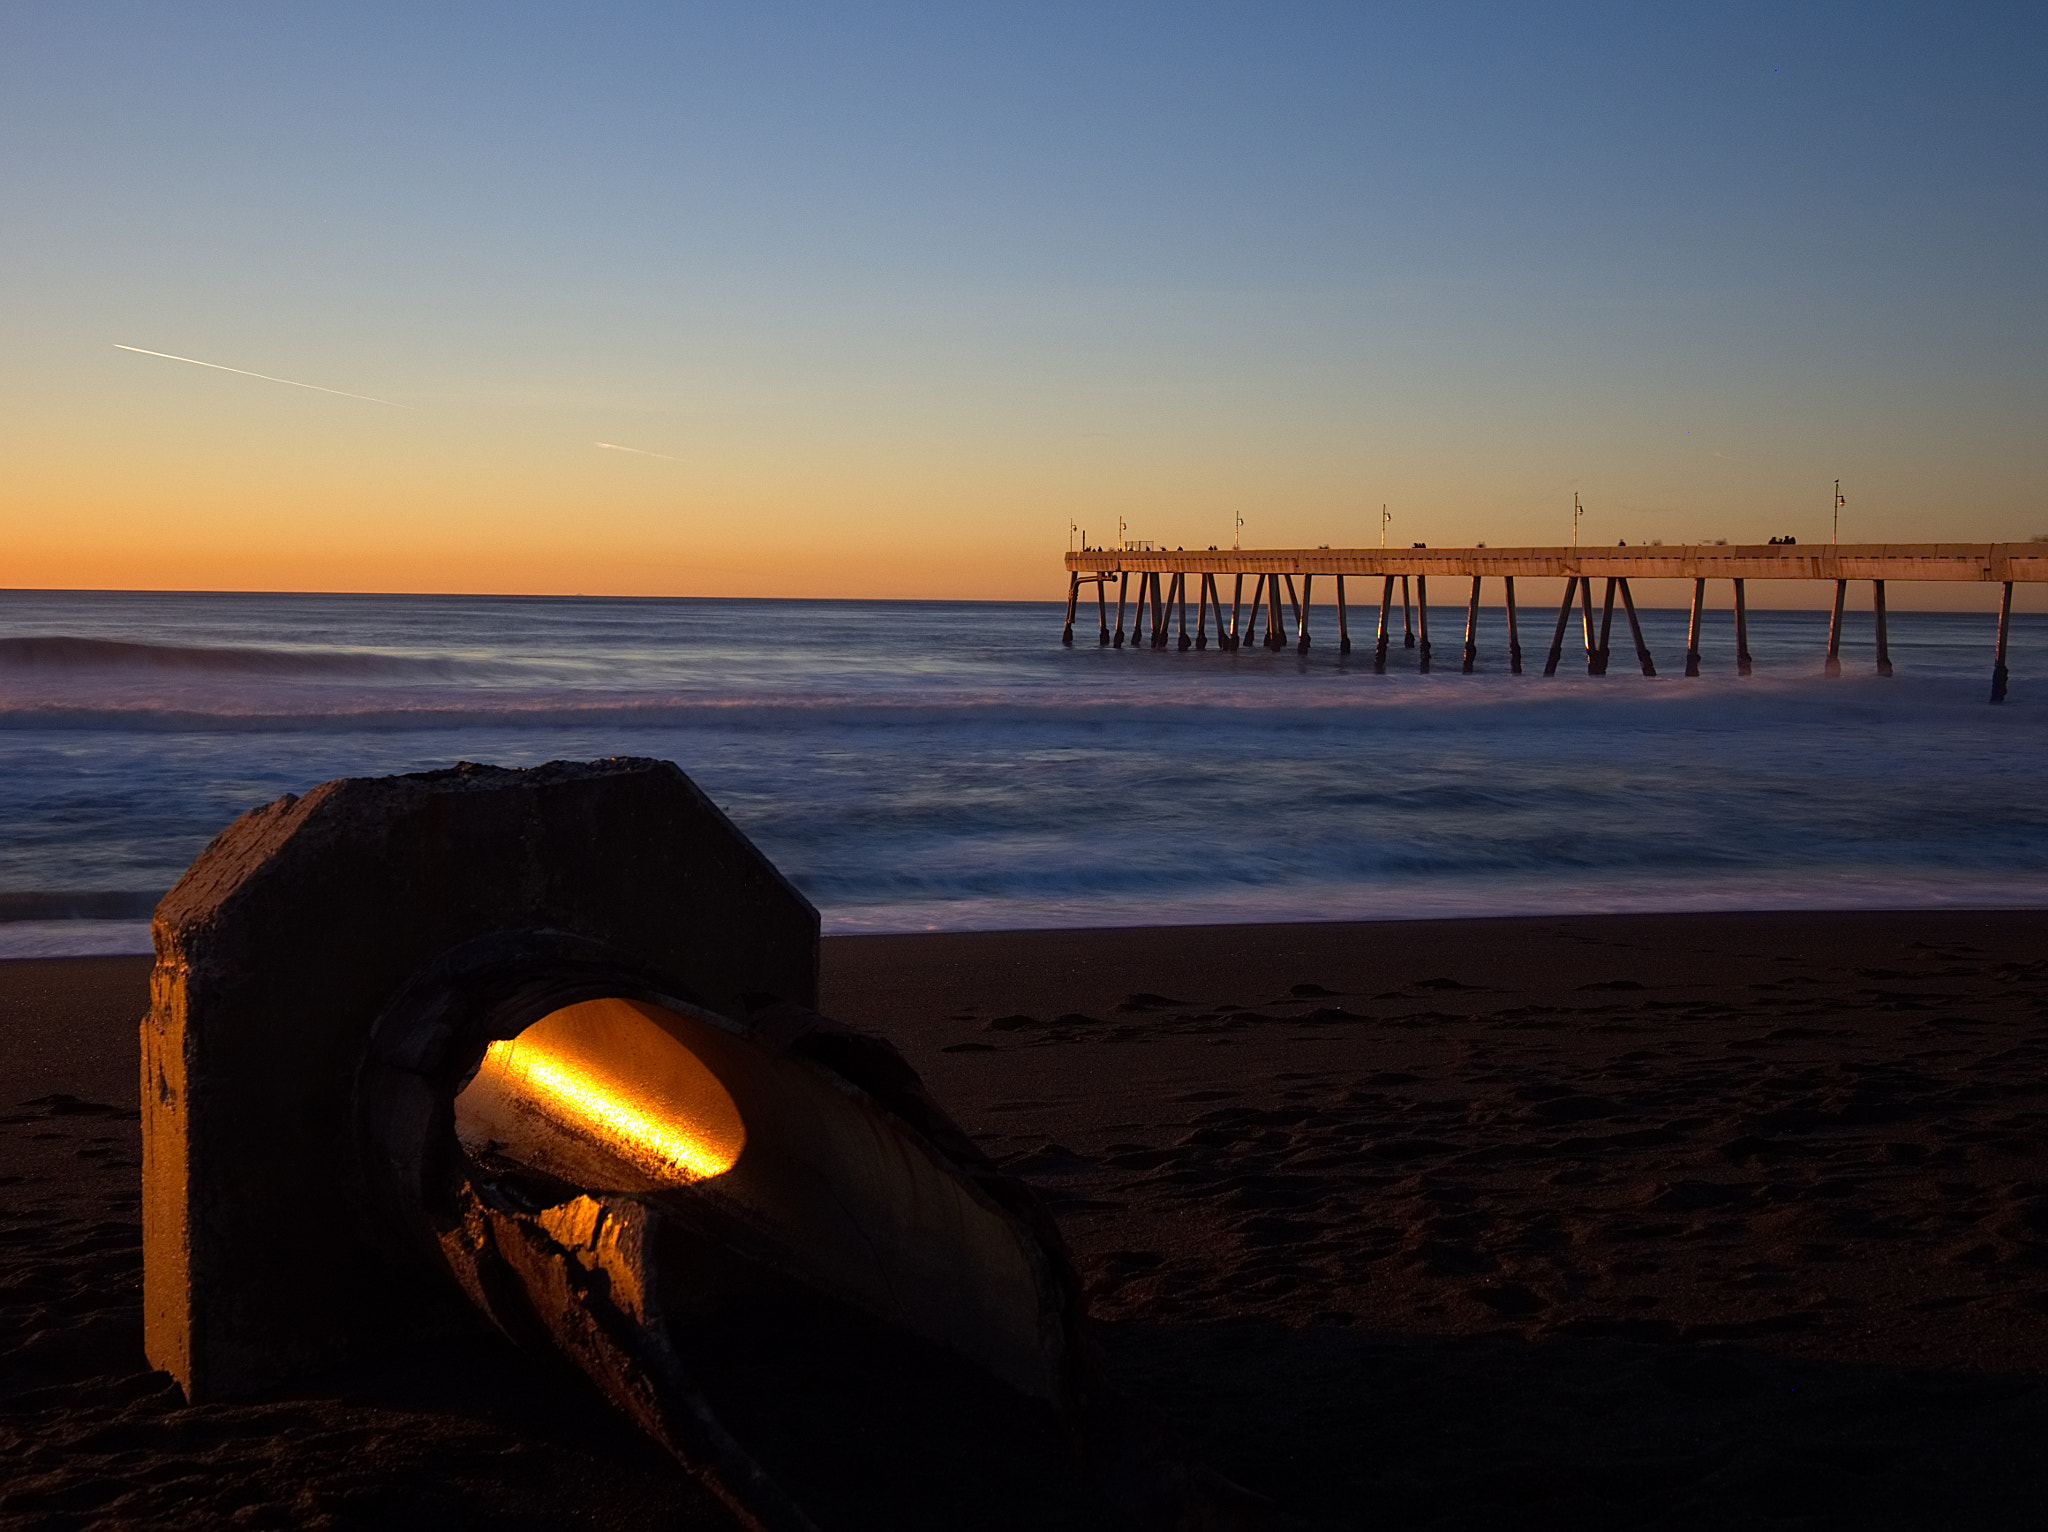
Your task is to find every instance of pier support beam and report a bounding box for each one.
[1175,574,1191,651]
[1992,580,2013,703]
[1151,573,1168,650]
[1114,573,1128,648]
[1462,575,1481,673]
[1504,576,1522,674]
[1618,579,1656,677]
[1375,576,1394,673]
[1873,580,1891,675]
[1336,575,1351,655]
[1684,578,1704,677]
[1194,575,1211,650]
[1297,575,1313,654]
[1579,577,1602,674]
[1595,579,1617,676]
[1734,579,1752,675]
[1826,578,1847,677]
[1229,575,1244,650]
[1416,575,1432,672]
[1267,575,1287,651]
[1401,576,1415,649]
[1062,573,1079,645]
[1097,577,1109,645]
[1544,577,1577,677]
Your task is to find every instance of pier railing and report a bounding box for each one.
[1058,543,2042,701]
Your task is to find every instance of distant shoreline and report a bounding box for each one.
[9,899,2048,964]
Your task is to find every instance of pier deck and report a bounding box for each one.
[1058,543,2040,700]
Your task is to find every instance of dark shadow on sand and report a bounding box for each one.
[1102,1318,2048,1530]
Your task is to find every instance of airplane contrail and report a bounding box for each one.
[596,441,680,461]
[114,344,410,408]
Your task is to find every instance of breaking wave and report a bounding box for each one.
[0,890,159,922]
[0,634,459,677]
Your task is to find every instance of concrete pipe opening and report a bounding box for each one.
[455,998,746,1192]
[366,972,1137,1530]
[443,993,1064,1410]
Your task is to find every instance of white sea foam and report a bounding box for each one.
[0,920,153,959]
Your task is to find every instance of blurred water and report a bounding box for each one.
[3,588,2044,955]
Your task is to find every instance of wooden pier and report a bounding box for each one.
[1059,543,2047,701]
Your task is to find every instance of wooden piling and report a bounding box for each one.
[1267,574,1287,651]
[1618,578,1656,676]
[1195,574,1212,649]
[1376,575,1394,672]
[1114,572,1128,648]
[1245,574,1265,649]
[1873,580,1891,676]
[1734,579,1752,675]
[1504,576,1522,674]
[1826,578,1847,677]
[1992,580,2013,703]
[1062,573,1079,645]
[1297,575,1313,654]
[1416,575,1432,672]
[1462,575,1481,673]
[1578,576,1601,674]
[1684,577,1705,677]
[1401,576,1415,648]
[1176,573,1191,651]
[1097,577,1110,645]
[1151,572,1168,649]
[1596,579,1617,676]
[1336,574,1351,654]
[1544,577,1578,676]
[1230,574,1245,650]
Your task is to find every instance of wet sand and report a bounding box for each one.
[6,911,2048,1528]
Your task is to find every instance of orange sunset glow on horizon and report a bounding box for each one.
[5,9,2043,606]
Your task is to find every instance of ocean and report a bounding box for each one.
[3,588,2044,958]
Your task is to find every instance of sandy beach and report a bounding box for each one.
[6,909,2048,1528]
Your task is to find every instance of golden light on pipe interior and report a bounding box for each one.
[455,997,745,1189]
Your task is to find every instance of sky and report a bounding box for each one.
[3,3,2044,601]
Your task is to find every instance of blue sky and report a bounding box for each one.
[4,3,2043,595]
